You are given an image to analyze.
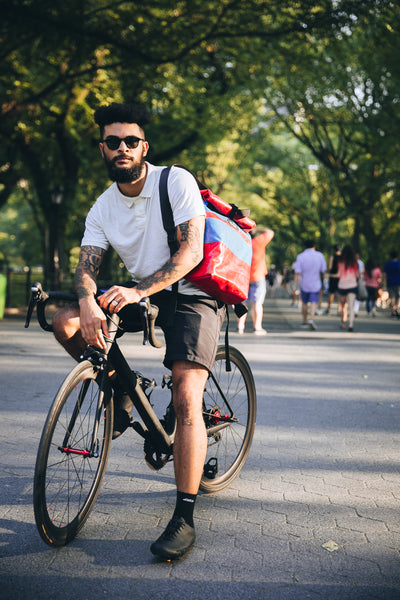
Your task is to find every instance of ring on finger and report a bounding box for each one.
[111,300,118,306]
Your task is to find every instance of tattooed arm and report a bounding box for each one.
[98,215,205,314]
[75,245,108,348]
[75,245,106,299]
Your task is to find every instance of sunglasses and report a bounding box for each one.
[102,135,145,150]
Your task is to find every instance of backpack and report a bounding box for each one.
[159,165,256,305]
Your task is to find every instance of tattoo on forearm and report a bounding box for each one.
[135,261,178,292]
[136,220,203,294]
[178,221,202,261]
[75,246,106,298]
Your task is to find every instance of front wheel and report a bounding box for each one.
[200,345,256,492]
[33,360,113,546]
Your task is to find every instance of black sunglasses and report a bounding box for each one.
[102,135,145,150]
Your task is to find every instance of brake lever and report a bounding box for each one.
[24,282,49,329]
[24,296,36,329]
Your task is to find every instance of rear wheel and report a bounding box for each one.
[33,361,113,546]
[200,345,256,492]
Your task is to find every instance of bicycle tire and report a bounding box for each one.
[33,360,113,547]
[200,345,256,493]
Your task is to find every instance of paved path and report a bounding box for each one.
[0,299,399,599]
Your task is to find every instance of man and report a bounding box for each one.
[237,227,274,335]
[52,102,225,560]
[294,240,326,330]
[383,250,400,317]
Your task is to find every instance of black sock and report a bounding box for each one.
[173,491,197,527]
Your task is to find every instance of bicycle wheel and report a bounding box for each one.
[200,345,256,492]
[33,360,113,547]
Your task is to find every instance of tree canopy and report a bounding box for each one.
[1,0,399,284]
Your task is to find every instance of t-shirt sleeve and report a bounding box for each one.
[81,203,110,250]
[167,167,205,226]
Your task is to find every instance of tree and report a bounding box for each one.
[257,0,400,261]
[0,0,390,284]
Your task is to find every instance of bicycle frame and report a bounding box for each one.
[87,312,174,456]
[26,282,239,462]
[30,282,256,547]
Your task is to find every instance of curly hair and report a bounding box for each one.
[94,102,151,138]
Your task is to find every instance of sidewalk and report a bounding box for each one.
[0,301,399,600]
[256,295,400,337]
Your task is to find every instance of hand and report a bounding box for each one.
[97,285,144,314]
[79,296,108,350]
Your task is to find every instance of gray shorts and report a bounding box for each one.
[119,290,226,372]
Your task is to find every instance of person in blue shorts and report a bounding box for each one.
[294,240,327,331]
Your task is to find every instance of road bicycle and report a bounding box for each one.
[25,283,257,547]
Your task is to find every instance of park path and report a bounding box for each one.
[0,299,399,599]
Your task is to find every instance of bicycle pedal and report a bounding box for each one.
[203,457,218,479]
[137,373,156,392]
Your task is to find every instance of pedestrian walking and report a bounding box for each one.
[237,227,274,335]
[335,244,359,332]
[383,250,400,318]
[294,240,327,331]
[364,258,382,317]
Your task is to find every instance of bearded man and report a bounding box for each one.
[52,102,225,560]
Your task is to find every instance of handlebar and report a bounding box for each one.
[24,282,163,349]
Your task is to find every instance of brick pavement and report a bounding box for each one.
[0,299,399,599]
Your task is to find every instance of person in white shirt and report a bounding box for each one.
[294,240,327,330]
[51,103,226,560]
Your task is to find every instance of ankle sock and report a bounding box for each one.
[173,491,197,527]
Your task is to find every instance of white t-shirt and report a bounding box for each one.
[295,248,327,293]
[81,162,206,295]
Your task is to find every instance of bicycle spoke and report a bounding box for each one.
[201,346,256,492]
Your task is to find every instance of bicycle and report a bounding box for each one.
[25,283,257,547]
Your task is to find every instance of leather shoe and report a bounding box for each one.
[150,516,195,560]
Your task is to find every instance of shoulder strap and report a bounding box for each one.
[159,166,179,256]
[159,166,179,314]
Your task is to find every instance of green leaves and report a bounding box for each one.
[0,0,398,278]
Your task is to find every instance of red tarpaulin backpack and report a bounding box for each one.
[159,165,256,305]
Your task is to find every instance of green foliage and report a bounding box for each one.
[0,0,398,287]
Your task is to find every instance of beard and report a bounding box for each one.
[103,154,145,183]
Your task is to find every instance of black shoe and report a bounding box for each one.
[112,392,133,440]
[150,516,195,560]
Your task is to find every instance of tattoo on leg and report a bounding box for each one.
[176,397,193,426]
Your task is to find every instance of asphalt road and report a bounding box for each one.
[0,298,399,599]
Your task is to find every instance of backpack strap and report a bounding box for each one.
[159,167,179,319]
[159,166,179,256]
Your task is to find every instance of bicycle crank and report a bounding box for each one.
[144,438,173,471]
